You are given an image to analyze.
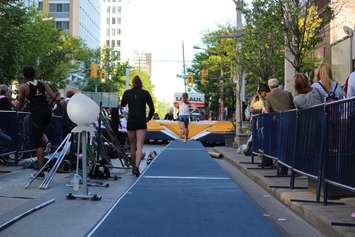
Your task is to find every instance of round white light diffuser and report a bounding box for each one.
[67,93,99,126]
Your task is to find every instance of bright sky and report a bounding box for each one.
[121,0,237,103]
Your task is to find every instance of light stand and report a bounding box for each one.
[67,125,101,201]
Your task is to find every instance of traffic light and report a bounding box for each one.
[90,63,98,78]
[200,69,208,85]
[101,70,106,81]
[187,74,194,87]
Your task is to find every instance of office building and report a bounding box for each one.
[132,51,152,76]
[101,0,122,59]
[41,0,101,49]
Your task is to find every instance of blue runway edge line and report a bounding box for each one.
[87,140,281,237]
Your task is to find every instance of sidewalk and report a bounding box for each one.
[214,147,355,237]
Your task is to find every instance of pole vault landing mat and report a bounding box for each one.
[87,140,281,237]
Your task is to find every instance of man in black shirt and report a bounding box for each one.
[17,66,56,177]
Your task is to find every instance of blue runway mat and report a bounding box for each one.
[87,140,281,237]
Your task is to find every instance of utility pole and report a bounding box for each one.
[233,0,246,145]
[182,41,187,93]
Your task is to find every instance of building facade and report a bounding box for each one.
[285,0,355,93]
[100,0,122,59]
[132,51,152,76]
[41,0,101,49]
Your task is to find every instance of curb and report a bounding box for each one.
[215,148,345,237]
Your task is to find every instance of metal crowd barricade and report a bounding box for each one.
[323,98,355,205]
[251,114,263,164]
[16,112,36,154]
[262,113,279,161]
[0,110,18,156]
[0,110,65,163]
[251,97,355,208]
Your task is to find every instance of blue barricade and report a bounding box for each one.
[277,110,296,168]
[0,110,17,154]
[0,111,64,156]
[16,112,36,153]
[325,99,355,190]
[262,113,279,159]
[293,105,325,178]
[252,97,355,197]
[251,114,263,154]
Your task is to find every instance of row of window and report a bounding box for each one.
[107,6,121,14]
[56,21,69,30]
[49,3,69,13]
[106,28,121,37]
[106,40,121,48]
[103,0,121,2]
[106,17,121,25]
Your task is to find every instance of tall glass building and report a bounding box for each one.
[41,0,101,49]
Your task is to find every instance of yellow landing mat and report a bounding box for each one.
[147,120,235,139]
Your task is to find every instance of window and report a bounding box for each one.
[106,17,110,25]
[55,21,69,30]
[106,40,110,47]
[112,29,116,36]
[112,6,116,14]
[118,29,121,35]
[118,6,121,13]
[117,17,121,25]
[107,6,110,14]
[106,29,110,37]
[63,4,69,12]
[57,4,63,12]
[117,40,121,47]
[49,4,56,12]
[112,18,116,25]
[112,40,115,48]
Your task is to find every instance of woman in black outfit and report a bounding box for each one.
[17,66,56,177]
[121,76,155,176]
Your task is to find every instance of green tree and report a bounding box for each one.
[277,0,333,72]
[239,0,284,94]
[0,1,28,84]
[190,25,237,119]
[0,3,91,88]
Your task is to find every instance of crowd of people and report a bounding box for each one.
[247,63,355,175]
[0,66,77,177]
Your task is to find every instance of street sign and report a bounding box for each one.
[174,92,205,107]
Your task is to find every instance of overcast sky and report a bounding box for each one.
[121,0,237,103]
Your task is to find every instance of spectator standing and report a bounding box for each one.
[63,89,77,137]
[249,84,269,115]
[347,71,355,98]
[294,74,323,109]
[312,63,344,102]
[164,109,174,120]
[0,85,12,110]
[265,78,295,176]
[265,78,295,113]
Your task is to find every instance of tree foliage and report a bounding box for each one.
[0,2,91,88]
[239,0,284,92]
[277,0,333,72]
[190,25,237,119]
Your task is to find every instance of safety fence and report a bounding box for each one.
[0,110,64,159]
[252,97,355,205]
